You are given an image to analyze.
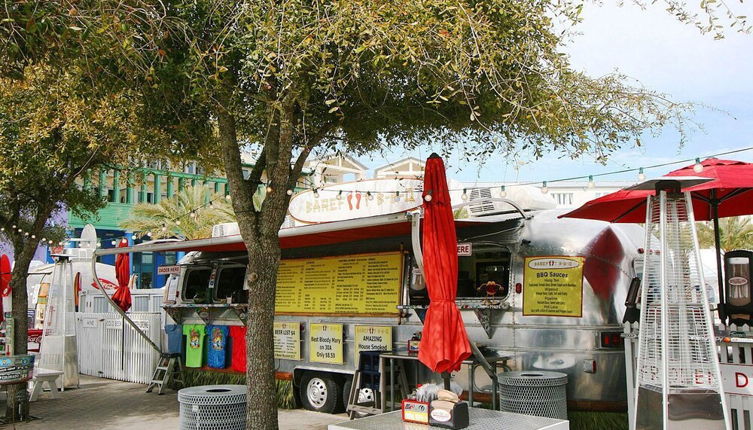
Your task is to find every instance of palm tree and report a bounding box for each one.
[697,216,753,252]
[121,186,237,240]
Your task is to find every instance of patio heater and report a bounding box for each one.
[632,178,729,430]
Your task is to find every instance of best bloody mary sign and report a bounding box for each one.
[523,256,584,317]
[309,323,343,364]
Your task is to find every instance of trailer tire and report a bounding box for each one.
[300,372,342,414]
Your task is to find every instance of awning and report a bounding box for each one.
[94,212,508,257]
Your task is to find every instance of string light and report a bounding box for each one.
[146,231,152,237]
[286,189,293,196]
[587,175,595,189]
[394,191,401,202]
[266,184,273,194]
[638,168,645,181]
[367,191,374,201]
[313,189,319,198]
[176,220,181,226]
[694,158,704,173]
[541,181,548,194]
[500,185,507,198]
[424,191,433,202]
[225,194,231,201]
[461,189,468,201]
[31,235,35,239]
[336,190,343,200]
[189,211,196,219]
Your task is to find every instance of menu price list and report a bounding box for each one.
[275,252,403,315]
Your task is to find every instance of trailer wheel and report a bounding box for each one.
[300,372,342,414]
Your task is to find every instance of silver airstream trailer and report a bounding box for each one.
[96,196,644,416]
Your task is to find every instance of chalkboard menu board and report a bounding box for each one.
[0,355,35,385]
[275,252,403,316]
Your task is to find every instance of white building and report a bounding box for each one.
[374,157,425,179]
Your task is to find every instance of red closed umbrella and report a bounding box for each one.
[561,157,753,321]
[0,254,10,323]
[112,239,132,312]
[418,154,471,375]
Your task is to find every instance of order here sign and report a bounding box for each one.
[721,363,753,396]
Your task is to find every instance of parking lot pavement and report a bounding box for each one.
[4,375,346,430]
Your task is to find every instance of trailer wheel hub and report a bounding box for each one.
[306,378,328,408]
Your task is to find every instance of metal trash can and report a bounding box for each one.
[498,371,568,420]
[178,385,246,430]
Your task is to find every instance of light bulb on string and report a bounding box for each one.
[208,201,214,208]
[286,189,293,196]
[500,185,507,198]
[394,191,401,202]
[18,228,22,233]
[176,220,181,226]
[146,231,152,237]
[111,240,117,246]
[31,235,35,239]
[0,227,4,232]
[162,226,167,232]
[11,225,16,229]
[638,168,646,181]
[48,240,53,245]
[541,181,548,194]
[336,190,343,200]
[367,191,374,201]
[424,191,433,202]
[24,232,29,236]
[266,184,273,194]
[190,211,196,219]
[694,158,704,173]
[225,194,232,201]
[461,189,468,201]
[41,237,46,242]
[313,189,319,198]
[587,175,595,189]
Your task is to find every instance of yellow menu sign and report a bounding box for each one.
[275,252,403,315]
[523,256,584,317]
[309,323,343,364]
[273,322,301,360]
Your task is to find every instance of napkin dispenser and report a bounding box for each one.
[429,389,469,430]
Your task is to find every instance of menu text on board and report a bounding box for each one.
[309,323,343,364]
[523,256,584,317]
[273,322,301,360]
[275,252,403,315]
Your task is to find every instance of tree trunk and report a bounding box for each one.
[244,234,281,429]
[5,238,40,420]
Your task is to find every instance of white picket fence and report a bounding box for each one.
[76,312,162,384]
[625,322,753,430]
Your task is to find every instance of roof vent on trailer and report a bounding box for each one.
[467,188,496,216]
[212,222,240,238]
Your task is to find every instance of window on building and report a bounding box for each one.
[551,192,574,206]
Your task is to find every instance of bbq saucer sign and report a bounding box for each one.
[288,178,423,224]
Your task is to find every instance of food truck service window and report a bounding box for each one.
[214,266,247,301]
[183,267,211,302]
[457,242,511,299]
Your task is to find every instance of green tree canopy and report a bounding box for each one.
[697,217,753,252]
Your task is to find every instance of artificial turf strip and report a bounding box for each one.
[182,369,297,409]
[567,411,628,430]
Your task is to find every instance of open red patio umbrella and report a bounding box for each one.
[418,154,471,377]
[561,158,753,320]
[112,239,132,312]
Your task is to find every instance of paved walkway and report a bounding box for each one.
[4,375,346,430]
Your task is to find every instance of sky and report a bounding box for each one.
[358,2,753,185]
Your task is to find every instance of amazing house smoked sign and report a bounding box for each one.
[523,256,584,317]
